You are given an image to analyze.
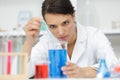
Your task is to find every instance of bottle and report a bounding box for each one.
[96,53,110,78]
[111,58,120,78]
[18,11,31,29]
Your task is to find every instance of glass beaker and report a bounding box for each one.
[48,41,67,78]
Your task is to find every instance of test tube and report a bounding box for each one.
[0,33,4,75]
[6,31,13,75]
[40,21,46,31]
[2,32,8,75]
[16,31,23,74]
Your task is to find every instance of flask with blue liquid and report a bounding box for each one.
[96,53,110,78]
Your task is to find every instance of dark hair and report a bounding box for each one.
[42,0,75,19]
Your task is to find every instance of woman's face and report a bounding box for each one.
[44,13,76,43]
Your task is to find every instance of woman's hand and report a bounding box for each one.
[24,18,41,44]
[61,62,96,78]
[22,18,42,55]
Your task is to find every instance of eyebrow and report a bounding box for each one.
[62,19,69,23]
[48,18,70,26]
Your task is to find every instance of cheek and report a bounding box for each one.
[49,29,58,38]
[68,24,75,35]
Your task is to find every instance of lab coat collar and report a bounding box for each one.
[70,22,88,63]
[76,21,88,43]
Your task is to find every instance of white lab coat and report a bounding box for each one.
[28,22,118,77]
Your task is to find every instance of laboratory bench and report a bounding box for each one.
[29,78,120,80]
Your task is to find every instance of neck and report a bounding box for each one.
[67,27,77,59]
[68,27,77,46]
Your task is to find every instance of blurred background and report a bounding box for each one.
[0,0,120,58]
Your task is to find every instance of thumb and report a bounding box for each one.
[66,62,75,66]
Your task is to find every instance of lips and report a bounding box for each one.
[59,36,68,41]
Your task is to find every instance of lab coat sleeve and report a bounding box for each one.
[91,30,118,69]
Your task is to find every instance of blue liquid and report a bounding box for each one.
[97,58,110,78]
[40,21,46,31]
[48,49,67,78]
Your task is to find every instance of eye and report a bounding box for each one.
[49,25,57,29]
[63,21,69,26]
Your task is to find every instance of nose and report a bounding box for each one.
[57,26,65,36]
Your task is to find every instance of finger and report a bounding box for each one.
[61,63,76,71]
[25,24,40,36]
[26,24,40,31]
[25,19,41,32]
[27,20,40,28]
[28,20,40,26]
[25,29,39,37]
[63,68,77,75]
[30,17,41,23]
[65,68,82,78]
[63,65,80,74]
[66,73,81,78]
[66,62,75,66]
[26,17,41,28]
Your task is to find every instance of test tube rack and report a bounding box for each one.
[0,52,28,80]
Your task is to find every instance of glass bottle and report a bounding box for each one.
[97,53,110,78]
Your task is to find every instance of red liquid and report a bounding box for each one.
[35,64,48,78]
[7,40,12,74]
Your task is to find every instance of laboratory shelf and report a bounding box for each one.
[0,30,46,37]
[0,29,120,37]
[102,29,120,35]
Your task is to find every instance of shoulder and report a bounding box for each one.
[76,21,101,35]
[85,26,108,42]
[84,26,110,47]
[78,23,104,38]
[76,22,107,43]
[85,26,103,36]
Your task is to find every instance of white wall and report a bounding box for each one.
[0,0,44,30]
[77,0,120,29]
[107,35,120,58]
[1,0,120,30]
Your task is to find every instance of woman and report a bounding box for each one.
[23,0,118,78]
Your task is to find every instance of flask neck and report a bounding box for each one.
[99,58,108,69]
